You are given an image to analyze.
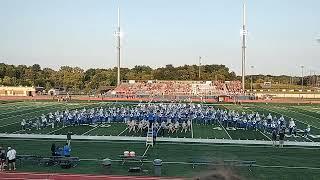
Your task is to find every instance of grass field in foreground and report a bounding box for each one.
[0,138,320,180]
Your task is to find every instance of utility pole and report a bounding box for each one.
[115,4,121,86]
[250,66,254,92]
[198,56,202,80]
[241,1,247,93]
[313,71,316,87]
[309,70,312,87]
[301,65,304,90]
[316,35,320,87]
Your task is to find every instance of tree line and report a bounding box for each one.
[0,63,317,93]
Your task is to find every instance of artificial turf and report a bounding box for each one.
[1,102,320,142]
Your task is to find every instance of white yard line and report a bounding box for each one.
[0,121,19,128]
[117,127,128,136]
[0,103,56,116]
[258,130,272,141]
[218,121,232,140]
[215,104,232,139]
[142,144,150,157]
[47,126,66,135]
[220,104,230,110]
[294,106,320,115]
[191,119,194,138]
[81,125,101,135]
[287,107,320,121]
[0,104,67,122]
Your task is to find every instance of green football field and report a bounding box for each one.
[0,100,320,179]
[1,101,320,141]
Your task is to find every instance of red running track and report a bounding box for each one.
[0,172,181,180]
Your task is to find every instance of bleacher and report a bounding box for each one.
[112,80,242,97]
[16,155,80,169]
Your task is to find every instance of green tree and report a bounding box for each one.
[2,76,12,86]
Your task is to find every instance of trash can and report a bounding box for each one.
[102,158,111,166]
[153,159,162,176]
[101,158,112,174]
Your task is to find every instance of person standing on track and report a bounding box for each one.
[0,146,5,171]
[279,128,285,148]
[66,132,72,146]
[152,127,157,146]
[51,143,56,156]
[6,147,16,171]
[271,129,277,147]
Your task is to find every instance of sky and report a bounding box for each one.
[0,0,319,76]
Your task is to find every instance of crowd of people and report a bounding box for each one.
[225,81,243,95]
[113,80,243,97]
[0,146,17,171]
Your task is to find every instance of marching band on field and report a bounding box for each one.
[20,103,311,137]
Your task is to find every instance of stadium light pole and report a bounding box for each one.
[198,56,202,80]
[241,1,247,93]
[250,65,254,92]
[115,3,121,86]
[317,35,320,87]
[301,65,304,90]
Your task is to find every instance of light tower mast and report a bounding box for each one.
[115,5,121,86]
[241,2,247,93]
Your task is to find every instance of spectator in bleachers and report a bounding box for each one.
[113,80,243,98]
